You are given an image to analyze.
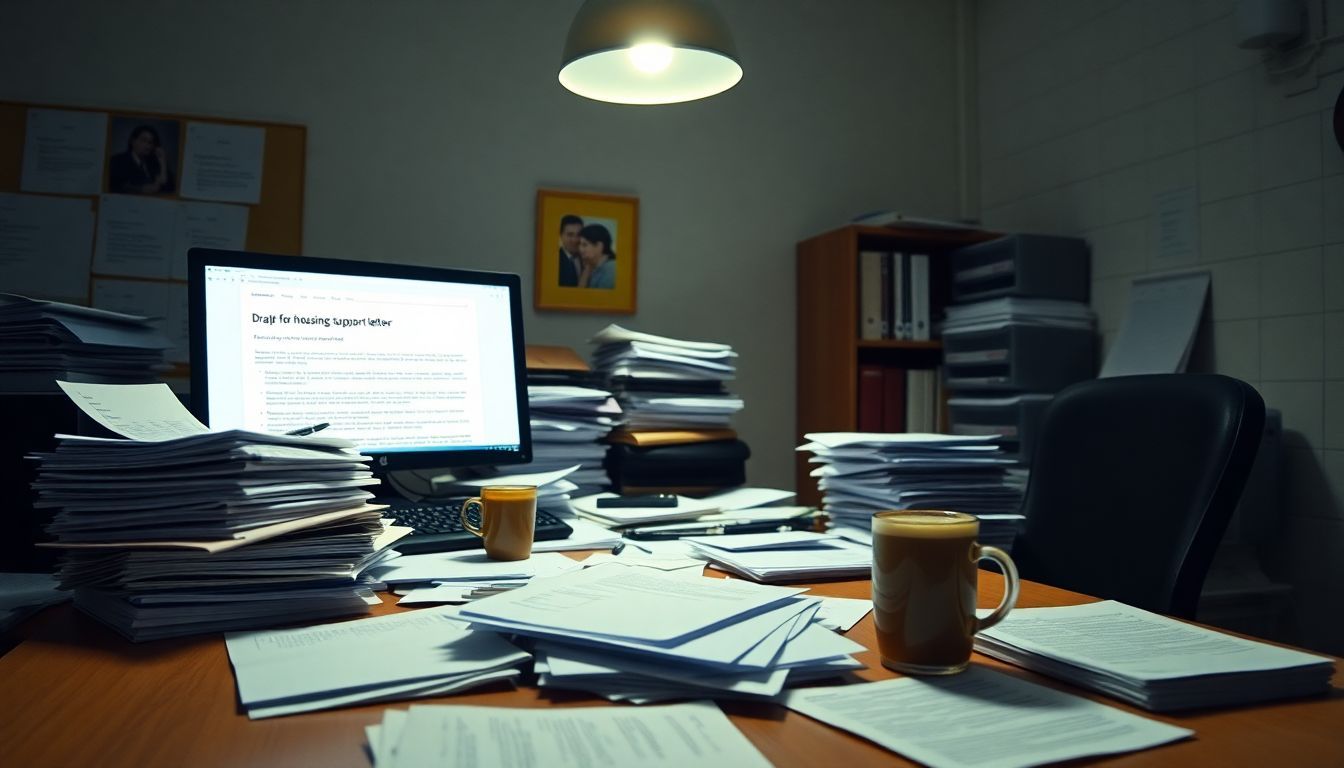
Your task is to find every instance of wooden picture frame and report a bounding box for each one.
[534,188,638,313]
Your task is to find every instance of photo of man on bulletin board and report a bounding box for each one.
[107,115,180,195]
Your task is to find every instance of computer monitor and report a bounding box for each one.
[188,249,531,473]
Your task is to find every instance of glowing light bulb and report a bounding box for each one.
[628,42,673,73]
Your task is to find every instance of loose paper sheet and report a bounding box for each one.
[785,668,1192,768]
[56,380,207,440]
[1099,271,1210,378]
[91,278,190,364]
[0,192,95,299]
[388,701,771,768]
[180,121,265,204]
[93,194,177,279]
[20,108,108,195]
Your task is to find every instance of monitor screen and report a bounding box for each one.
[188,249,531,472]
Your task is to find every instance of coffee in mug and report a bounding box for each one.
[460,485,538,561]
[871,510,1019,675]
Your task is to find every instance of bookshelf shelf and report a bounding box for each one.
[795,224,999,506]
[856,340,943,351]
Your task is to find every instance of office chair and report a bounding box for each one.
[1009,374,1265,619]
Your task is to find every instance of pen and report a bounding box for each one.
[285,422,330,436]
[626,520,803,541]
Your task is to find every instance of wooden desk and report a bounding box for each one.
[1,573,1341,767]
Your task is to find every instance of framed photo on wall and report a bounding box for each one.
[534,188,638,313]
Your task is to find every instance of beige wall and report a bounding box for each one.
[1,0,965,491]
[977,0,1344,654]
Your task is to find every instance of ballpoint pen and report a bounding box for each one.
[285,422,330,436]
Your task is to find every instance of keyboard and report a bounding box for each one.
[382,500,574,555]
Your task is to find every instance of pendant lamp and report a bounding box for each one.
[559,0,743,105]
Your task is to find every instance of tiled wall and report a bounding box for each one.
[977,0,1344,654]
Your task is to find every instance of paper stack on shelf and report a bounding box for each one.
[942,297,1096,334]
[461,561,865,704]
[590,325,750,494]
[225,607,530,718]
[798,432,1025,550]
[975,601,1336,712]
[30,381,397,641]
[0,293,172,392]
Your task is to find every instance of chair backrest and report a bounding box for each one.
[1010,374,1265,619]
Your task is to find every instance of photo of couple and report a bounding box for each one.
[534,188,637,314]
[556,214,616,290]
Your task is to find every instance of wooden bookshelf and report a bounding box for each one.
[795,224,999,506]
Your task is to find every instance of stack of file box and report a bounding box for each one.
[590,325,749,494]
[798,432,1025,551]
[942,235,1095,464]
[0,293,172,392]
[30,390,392,641]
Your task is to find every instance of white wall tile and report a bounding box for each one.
[1208,255,1261,320]
[1258,180,1322,253]
[1145,92,1199,157]
[1320,70,1344,111]
[1193,13,1257,85]
[1261,314,1324,380]
[1061,177,1105,233]
[1055,129,1102,186]
[1261,247,1323,316]
[1089,220,1148,278]
[1091,274,1132,333]
[1257,75,1326,128]
[1081,2,1149,71]
[1054,78,1103,137]
[1257,114,1322,190]
[1197,69,1259,143]
[1200,194,1258,261]
[1098,54,1148,119]
[1325,382,1344,449]
[1099,165,1150,224]
[1324,246,1344,312]
[1256,381,1323,448]
[1199,132,1257,201]
[1278,450,1330,521]
[1323,111,1344,177]
[1324,312,1344,379]
[1097,110,1149,172]
[1144,0,1202,45]
[1147,148,1200,194]
[1145,34,1199,103]
[1324,175,1344,244]
[1211,318,1261,382]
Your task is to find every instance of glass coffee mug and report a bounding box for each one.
[871,510,1019,675]
[460,485,538,561]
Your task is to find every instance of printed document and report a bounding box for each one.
[20,108,107,195]
[385,701,772,768]
[785,667,1192,768]
[460,562,803,643]
[56,380,209,440]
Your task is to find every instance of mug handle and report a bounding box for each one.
[973,545,1020,633]
[460,497,485,538]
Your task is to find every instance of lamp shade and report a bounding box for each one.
[559,0,742,105]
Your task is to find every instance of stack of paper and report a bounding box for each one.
[590,324,743,429]
[975,601,1336,711]
[687,531,873,583]
[31,382,396,641]
[225,607,530,718]
[526,384,621,491]
[365,701,773,768]
[942,297,1096,334]
[799,432,1025,549]
[0,293,172,391]
[460,561,866,703]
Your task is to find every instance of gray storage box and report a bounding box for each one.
[947,393,1054,463]
[950,234,1089,303]
[943,323,1095,392]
